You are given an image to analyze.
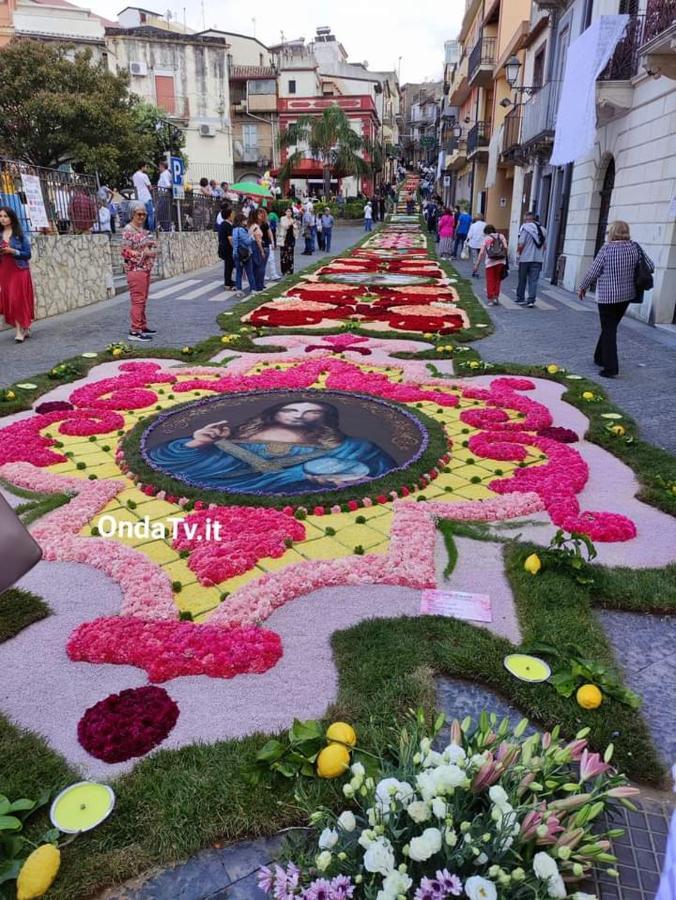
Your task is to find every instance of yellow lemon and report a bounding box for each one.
[6,391,15,399]
[546,364,559,374]
[576,684,603,710]
[316,743,351,778]
[611,425,626,436]
[112,348,123,358]
[524,553,542,575]
[582,391,595,401]
[436,346,445,353]
[326,721,357,747]
[17,844,61,899]
[469,360,480,369]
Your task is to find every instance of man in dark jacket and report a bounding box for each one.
[217,205,235,289]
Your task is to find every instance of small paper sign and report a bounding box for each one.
[420,590,492,623]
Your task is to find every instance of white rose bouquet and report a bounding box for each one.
[257,710,638,899]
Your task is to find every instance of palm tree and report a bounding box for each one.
[277,103,373,198]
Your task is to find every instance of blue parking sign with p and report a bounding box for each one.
[170,156,184,186]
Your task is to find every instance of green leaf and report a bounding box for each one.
[8,799,35,814]
[0,816,22,832]
[0,859,22,885]
[289,719,323,744]
[256,739,286,763]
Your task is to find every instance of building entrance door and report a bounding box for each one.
[594,158,615,257]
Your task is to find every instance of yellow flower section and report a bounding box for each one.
[41,370,541,621]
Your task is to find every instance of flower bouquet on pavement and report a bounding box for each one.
[258,710,637,899]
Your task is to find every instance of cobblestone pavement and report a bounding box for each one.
[0,224,365,388]
[450,252,676,453]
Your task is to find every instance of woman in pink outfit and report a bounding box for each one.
[121,201,157,342]
[437,208,455,258]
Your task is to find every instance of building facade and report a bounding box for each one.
[104,24,233,184]
[0,0,111,56]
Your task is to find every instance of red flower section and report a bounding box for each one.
[69,361,176,411]
[537,426,579,443]
[67,616,283,682]
[0,408,125,467]
[77,685,179,763]
[172,507,306,586]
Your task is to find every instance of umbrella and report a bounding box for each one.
[229,181,273,198]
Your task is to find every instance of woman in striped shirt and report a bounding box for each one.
[578,220,654,378]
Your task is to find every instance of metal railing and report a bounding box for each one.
[599,15,646,81]
[644,0,676,45]
[467,121,490,155]
[521,80,559,146]
[502,108,522,154]
[156,95,190,120]
[0,159,100,234]
[468,36,497,81]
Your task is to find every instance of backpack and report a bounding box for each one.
[533,223,545,249]
[486,235,506,260]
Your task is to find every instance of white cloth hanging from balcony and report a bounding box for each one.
[485,123,503,190]
[550,15,629,167]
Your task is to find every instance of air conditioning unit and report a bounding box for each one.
[199,123,217,137]
[129,61,148,76]
[235,100,247,112]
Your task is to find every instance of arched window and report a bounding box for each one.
[594,157,615,257]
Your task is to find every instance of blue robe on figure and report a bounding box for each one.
[147,436,395,495]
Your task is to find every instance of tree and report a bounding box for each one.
[0,39,184,184]
[277,104,372,197]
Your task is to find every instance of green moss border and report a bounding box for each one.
[120,392,451,512]
[0,588,50,643]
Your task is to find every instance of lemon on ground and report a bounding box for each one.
[326,721,357,747]
[576,684,603,710]
[582,391,595,401]
[546,364,559,374]
[524,553,542,575]
[17,844,61,899]
[317,743,351,778]
[611,425,626,436]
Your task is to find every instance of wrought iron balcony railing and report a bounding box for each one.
[467,121,490,155]
[643,0,676,45]
[468,36,496,82]
[599,14,646,81]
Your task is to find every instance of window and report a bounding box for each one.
[582,0,594,31]
[533,46,546,89]
[154,75,176,115]
[242,123,258,154]
[248,79,276,95]
[259,53,264,66]
[288,79,296,94]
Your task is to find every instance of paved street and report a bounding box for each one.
[452,254,676,453]
[0,224,365,388]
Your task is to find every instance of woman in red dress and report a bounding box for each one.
[0,205,35,343]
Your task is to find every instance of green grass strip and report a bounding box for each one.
[0,589,50,643]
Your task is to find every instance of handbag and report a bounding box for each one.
[0,493,42,594]
[460,242,470,260]
[501,258,510,280]
[632,242,653,301]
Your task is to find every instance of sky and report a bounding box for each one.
[78,0,466,83]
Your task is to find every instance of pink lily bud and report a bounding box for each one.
[450,719,462,746]
[563,739,587,761]
[542,732,552,750]
[556,827,585,850]
[606,786,641,799]
[471,760,501,792]
[548,794,590,812]
[536,815,564,845]
[520,809,543,840]
[579,748,611,782]
[517,773,536,798]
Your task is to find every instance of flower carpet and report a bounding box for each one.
[0,178,675,898]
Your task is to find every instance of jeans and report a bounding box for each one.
[595,301,630,375]
[265,246,279,280]
[144,200,156,231]
[311,225,318,250]
[235,255,255,292]
[516,261,543,303]
[303,234,313,253]
[323,228,332,252]
[364,219,373,231]
[452,233,468,258]
[254,247,267,291]
[126,270,151,332]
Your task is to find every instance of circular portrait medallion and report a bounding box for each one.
[140,390,430,501]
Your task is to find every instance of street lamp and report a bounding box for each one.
[503,55,538,96]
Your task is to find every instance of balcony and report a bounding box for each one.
[445,139,468,171]
[521,79,558,151]
[467,121,490,157]
[501,107,522,162]
[640,0,676,80]
[234,144,274,165]
[597,15,647,121]
[449,54,470,106]
[468,35,496,87]
[247,93,277,113]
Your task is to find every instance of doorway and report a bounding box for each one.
[594,157,615,257]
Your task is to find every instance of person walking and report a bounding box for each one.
[452,207,472,259]
[132,164,155,231]
[232,212,256,296]
[0,205,35,343]
[156,161,173,232]
[316,210,325,251]
[217,204,235,290]
[472,224,507,307]
[364,200,373,232]
[260,208,280,282]
[121,201,157,342]
[301,205,314,254]
[321,208,334,253]
[248,208,266,291]
[516,212,547,307]
[378,193,386,222]
[466,215,487,275]
[437,208,455,258]
[578,220,654,378]
[278,208,299,276]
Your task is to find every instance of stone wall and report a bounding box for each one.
[1,231,220,329]
[31,234,114,320]
[156,231,219,280]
